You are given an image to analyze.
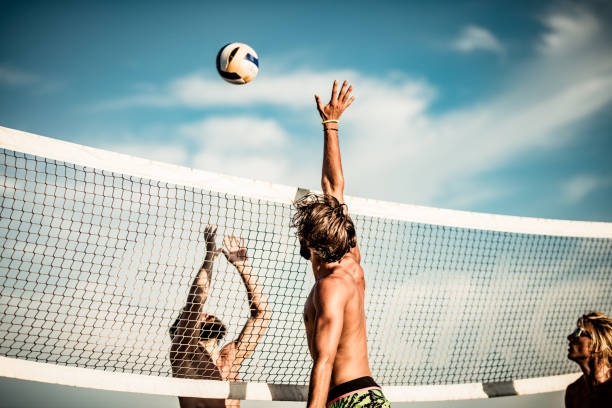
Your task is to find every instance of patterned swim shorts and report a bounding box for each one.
[327,376,391,407]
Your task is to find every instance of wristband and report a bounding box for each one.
[322,119,339,124]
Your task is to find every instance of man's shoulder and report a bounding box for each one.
[596,376,612,393]
[318,271,351,288]
[336,255,364,282]
[316,271,354,299]
[566,375,585,392]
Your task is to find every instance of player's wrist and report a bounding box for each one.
[322,119,338,132]
[321,119,339,132]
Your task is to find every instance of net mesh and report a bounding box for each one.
[1,147,611,387]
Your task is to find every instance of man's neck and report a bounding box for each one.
[310,256,338,281]
[591,362,612,386]
[578,357,612,386]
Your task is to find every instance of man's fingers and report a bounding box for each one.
[205,224,217,238]
[339,80,348,102]
[342,85,353,103]
[345,95,356,109]
[315,95,325,114]
[241,237,246,248]
[331,80,338,102]
[223,235,230,249]
[226,234,239,248]
[220,248,229,258]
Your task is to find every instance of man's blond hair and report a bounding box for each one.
[577,311,612,365]
[291,194,356,263]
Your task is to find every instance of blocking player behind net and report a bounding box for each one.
[169,225,271,408]
[292,81,391,408]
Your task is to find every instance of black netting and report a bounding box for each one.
[0,148,611,386]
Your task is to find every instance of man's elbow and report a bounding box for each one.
[313,353,335,369]
[321,177,344,197]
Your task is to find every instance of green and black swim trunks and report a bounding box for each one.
[327,376,391,407]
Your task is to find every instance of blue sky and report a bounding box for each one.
[1,0,611,222]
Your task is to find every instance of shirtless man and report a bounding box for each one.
[292,81,391,408]
[565,311,612,407]
[170,225,271,408]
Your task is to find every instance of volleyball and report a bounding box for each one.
[216,42,259,85]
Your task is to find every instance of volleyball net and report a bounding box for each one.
[1,125,611,402]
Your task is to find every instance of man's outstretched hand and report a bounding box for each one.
[205,224,220,257]
[221,235,248,266]
[315,80,355,122]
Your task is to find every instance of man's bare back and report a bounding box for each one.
[303,249,371,387]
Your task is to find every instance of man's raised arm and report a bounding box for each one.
[221,235,271,372]
[315,80,355,204]
[174,225,220,344]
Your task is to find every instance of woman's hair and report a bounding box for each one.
[291,193,357,263]
[578,311,612,365]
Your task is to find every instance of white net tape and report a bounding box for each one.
[0,127,611,400]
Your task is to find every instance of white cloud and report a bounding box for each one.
[0,65,38,86]
[180,116,294,181]
[341,76,612,204]
[101,142,190,167]
[452,25,504,54]
[561,174,610,204]
[0,65,62,93]
[192,152,290,183]
[179,116,288,150]
[97,5,612,209]
[96,69,359,110]
[538,3,600,56]
[440,183,510,210]
[339,6,612,205]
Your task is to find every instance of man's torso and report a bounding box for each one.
[171,343,240,408]
[171,343,222,380]
[566,375,612,408]
[304,258,371,388]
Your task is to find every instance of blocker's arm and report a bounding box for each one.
[222,235,271,367]
[315,80,355,204]
[175,225,220,345]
